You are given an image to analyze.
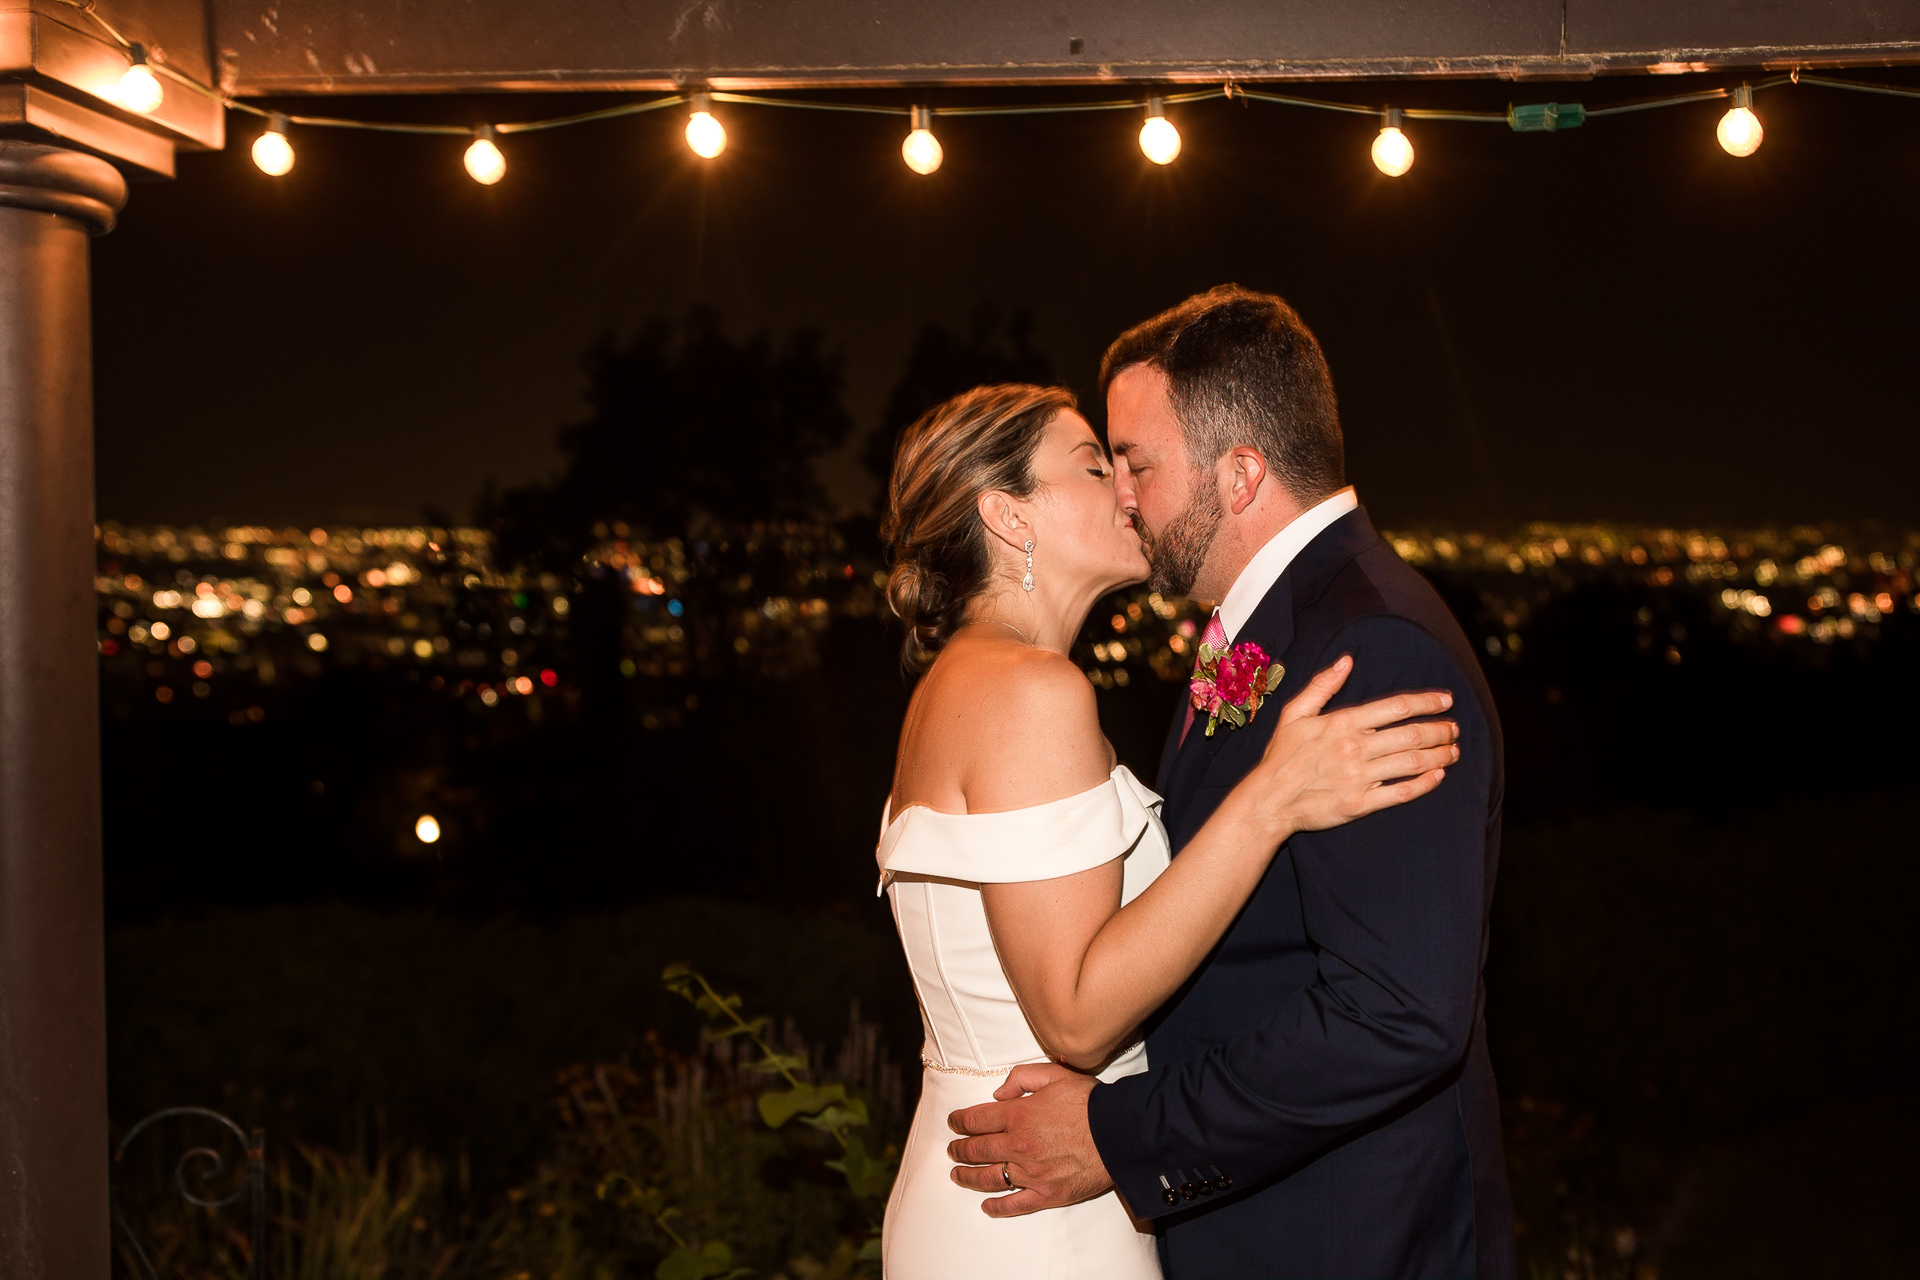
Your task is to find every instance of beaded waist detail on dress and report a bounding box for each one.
[919,1053,1051,1077]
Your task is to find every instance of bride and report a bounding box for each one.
[875,384,1460,1278]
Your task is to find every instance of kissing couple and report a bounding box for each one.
[873,286,1517,1278]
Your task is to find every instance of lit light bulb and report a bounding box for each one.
[117,46,163,115]
[251,113,294,176]
[686,92,727,159]
[464,125,505,184]
[1371,109,1414,177]
[1139,98,1181,165]
[902,105,943,175]
[1716,84,1763,157]
[414,814,441,844]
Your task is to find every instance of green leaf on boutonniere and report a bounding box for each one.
[1219,703,1247,728]
[1196,642,1222,666]
[1267,663,1285,689]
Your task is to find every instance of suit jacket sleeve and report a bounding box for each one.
[1087,614,1497,1218]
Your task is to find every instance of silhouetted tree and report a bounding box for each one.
[861,302,1055,490]
[481,309,852,568]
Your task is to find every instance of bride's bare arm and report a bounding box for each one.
[979,654,1458,1070]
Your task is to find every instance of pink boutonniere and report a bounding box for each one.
[1190,640,1285,736]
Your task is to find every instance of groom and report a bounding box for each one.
[947,286,1517,1278]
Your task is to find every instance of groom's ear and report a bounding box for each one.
[976,490,1029,551]
[1223,446,1269,516]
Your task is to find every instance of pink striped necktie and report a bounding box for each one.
[1179,609,1229,749]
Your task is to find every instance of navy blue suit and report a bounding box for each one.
[1087,508,1517,1279]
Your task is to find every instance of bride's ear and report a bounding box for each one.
[976,490,1030,553]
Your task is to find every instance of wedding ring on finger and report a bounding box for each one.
[1001,1162,1017,1190]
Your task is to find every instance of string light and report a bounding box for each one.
[117,43,163,115]
[902,105,943,175]
[39,0,1913,195]
[1717,83,1764,156]
[414,814,441,844]
[251,112,294,176]
[464,124,505,184]
[686,92,727,158]
[1139,98,1181,165]
[1372,108,1414,176]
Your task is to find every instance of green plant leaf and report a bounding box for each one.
[1267,662,1286,689]
[655,1240,735,1280]
[756,1082,846,1129]
[801,1099,869,1131]
[1219,703,1246,727]
[748,1051,808,1074]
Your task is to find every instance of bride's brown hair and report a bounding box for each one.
[880,383,1078,671]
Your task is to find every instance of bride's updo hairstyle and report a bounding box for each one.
[881,383,1078,671]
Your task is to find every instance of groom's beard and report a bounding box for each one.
[1137,478,1224,597]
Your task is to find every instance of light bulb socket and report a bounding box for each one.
[473,123,499,143]
[126,42,150,67]
[1383,107,1404,130]
[910,105,933,132]
[264,111,290,136]
[689,91,713,114]
[1146,97,1167,120]
[1730,83,1754,111]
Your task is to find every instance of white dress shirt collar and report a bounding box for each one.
[1215,487,1359,642]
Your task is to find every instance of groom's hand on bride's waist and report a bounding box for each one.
[945,1063,1114,1217]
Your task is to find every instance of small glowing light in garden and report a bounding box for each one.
[412,638,434,659]
[902,106,943,175]
[415,815,441,844]
[333,584,353,603]
[252,114,294,176]
[1717,85,1763,157]
[307,633,328,652]
[117,47,163,115]
[464,126,506,184]
[539,668,558,687]
[1139,99,1181,165]
[1372,110,1414,176]
[686,94,727,158]
[149,621,171,641]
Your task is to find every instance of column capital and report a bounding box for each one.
[0,139,127,234]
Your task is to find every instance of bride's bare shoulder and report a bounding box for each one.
[913,641,1109,811]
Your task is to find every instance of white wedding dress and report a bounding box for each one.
[876,765,1169,1279]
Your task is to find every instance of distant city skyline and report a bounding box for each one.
[95,517,1918,733]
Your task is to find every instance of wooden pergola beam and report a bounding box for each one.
[208,0,1920,96]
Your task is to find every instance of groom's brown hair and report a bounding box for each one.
[1100,285,1345,503]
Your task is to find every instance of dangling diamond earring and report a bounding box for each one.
[1022,540,1035,592]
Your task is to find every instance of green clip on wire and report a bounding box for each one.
[1508,102,1587,132]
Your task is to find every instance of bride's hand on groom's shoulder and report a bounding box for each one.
[944,1063,1113,1216]
[1233,656,1460,840]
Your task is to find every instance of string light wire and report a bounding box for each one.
[35,3,1920,168]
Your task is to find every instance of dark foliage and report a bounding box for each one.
[479,310,852,568]
[860,302,1056,490]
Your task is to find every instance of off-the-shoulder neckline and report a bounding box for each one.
[882,764,1142,835]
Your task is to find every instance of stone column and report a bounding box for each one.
[0,139,127,1280]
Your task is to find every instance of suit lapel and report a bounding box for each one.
[1160,507,1385,840]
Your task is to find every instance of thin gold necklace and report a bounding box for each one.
[970,618,1035,647]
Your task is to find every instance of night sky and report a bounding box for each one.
[91,72,1920,531]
